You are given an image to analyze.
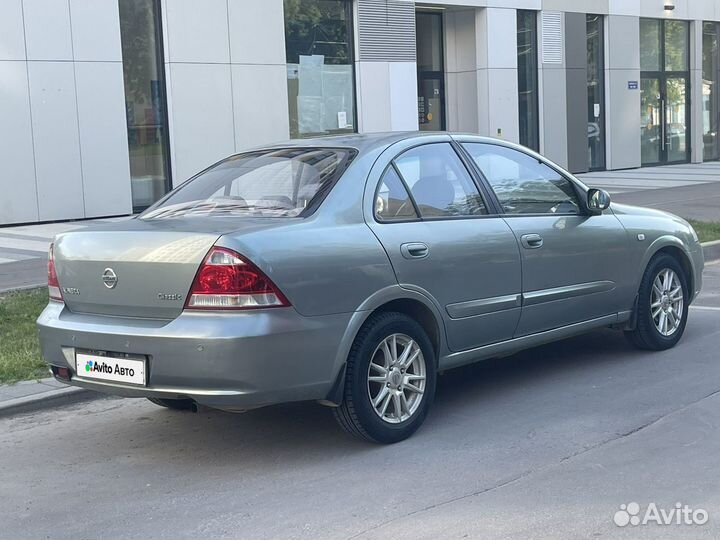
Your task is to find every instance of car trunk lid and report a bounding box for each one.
[53,217,289,319]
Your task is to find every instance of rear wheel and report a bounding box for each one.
[333,312,436,444]
[147,397,194,411]
[625,253,689,350]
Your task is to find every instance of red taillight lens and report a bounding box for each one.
[47,243,63,302]
[185,247,290,310]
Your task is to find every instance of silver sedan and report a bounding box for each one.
[37,133,704,443]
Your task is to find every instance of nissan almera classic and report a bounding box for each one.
[37,133,704,443]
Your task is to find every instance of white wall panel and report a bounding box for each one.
[165,0,229,64]
[167,63,235,184]
[228,0,285,65]
[23,0,73,61]
[389,62,419,131]
[231,64,289,150]
[75,62,132,217]
[478,8,517,69]
[355,62,391,132]
[27,61,84,220]
[485,68,520,143]
[606,69,641,169]
[69,0,122,62]
[605,15,641,170]
[447,71,479,133]
[0,0,26,61]
[0,61,38,223]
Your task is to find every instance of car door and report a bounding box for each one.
[460,140,633,336]
[365,137,523,352]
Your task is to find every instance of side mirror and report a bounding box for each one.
[587,188,611,213]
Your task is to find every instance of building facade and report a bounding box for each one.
[2,0,720,225]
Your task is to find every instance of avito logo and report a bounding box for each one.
[85,359,135,377]
[614,502,709,527]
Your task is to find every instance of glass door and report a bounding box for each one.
[416,12,446,131]
[640,19,690,166]
[640,75,690,165]
[665,76,689,163]
[703,22,720,161]
[641,78,662,165]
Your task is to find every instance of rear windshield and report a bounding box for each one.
[141,147,355,219]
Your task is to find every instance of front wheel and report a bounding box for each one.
[333,312,436,444]
[625,253,689,350]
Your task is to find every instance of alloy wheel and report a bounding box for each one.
[367,333,427,424]
[650,268,684,337]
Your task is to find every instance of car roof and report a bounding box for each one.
[259,131,517,154]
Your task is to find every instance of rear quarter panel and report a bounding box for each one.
[215,148,399,317]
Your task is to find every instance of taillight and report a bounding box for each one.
[185,247,290,310]
[48,243,63,302]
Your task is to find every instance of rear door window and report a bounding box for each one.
[393,143,487,218]
[374,166,419,221]
[142,147,355,219]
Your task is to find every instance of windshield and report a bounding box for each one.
[141,147,355,219]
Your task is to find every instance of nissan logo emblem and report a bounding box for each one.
[102,268,118,289]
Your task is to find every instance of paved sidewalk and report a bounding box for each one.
[0,377,93,417]
[579,162,720,221]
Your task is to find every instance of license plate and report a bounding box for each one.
[75,352,146,386]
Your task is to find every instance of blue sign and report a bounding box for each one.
[628,81,639,90]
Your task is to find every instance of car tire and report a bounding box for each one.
[625,253,689,351]
[333,312,436,444]
[146,397,194,411]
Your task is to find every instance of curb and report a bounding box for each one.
[0,385,98,418]
[702,240,720,262]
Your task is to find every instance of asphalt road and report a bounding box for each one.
[2,263,719,540]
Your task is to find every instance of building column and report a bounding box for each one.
[354,0,418,132]
[689,19,704,163]
[476,8,520,143]
[604,15,641,170]
[445,8,480,133]
[564,12,588,173]
[538,11,568,168]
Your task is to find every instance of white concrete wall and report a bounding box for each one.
[0,0,131,225]
[445,9,480,133]
[604,15,641,170]
[161,0,290,186]
[355,61,419,132]
[477,7,520,143]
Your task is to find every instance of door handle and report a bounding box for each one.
[400,242,429,259]
[520,234,543,249]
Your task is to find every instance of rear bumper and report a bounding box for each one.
[37,301,352,410]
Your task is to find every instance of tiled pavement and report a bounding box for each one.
[578,161,720,195]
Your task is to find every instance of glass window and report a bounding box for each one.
[640,18,661,71]
[463,143,581,215]
[118,0,172,212]
[284,0,356,138]
[416,12,446,131]
[703,22,720,161]
[517,11,539,151]
[587,14,605,170]
[375,167,418,221]
[394,144,487,218]
[416,12,443,72]
[665,20,689,71]
[141,148,354,219]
